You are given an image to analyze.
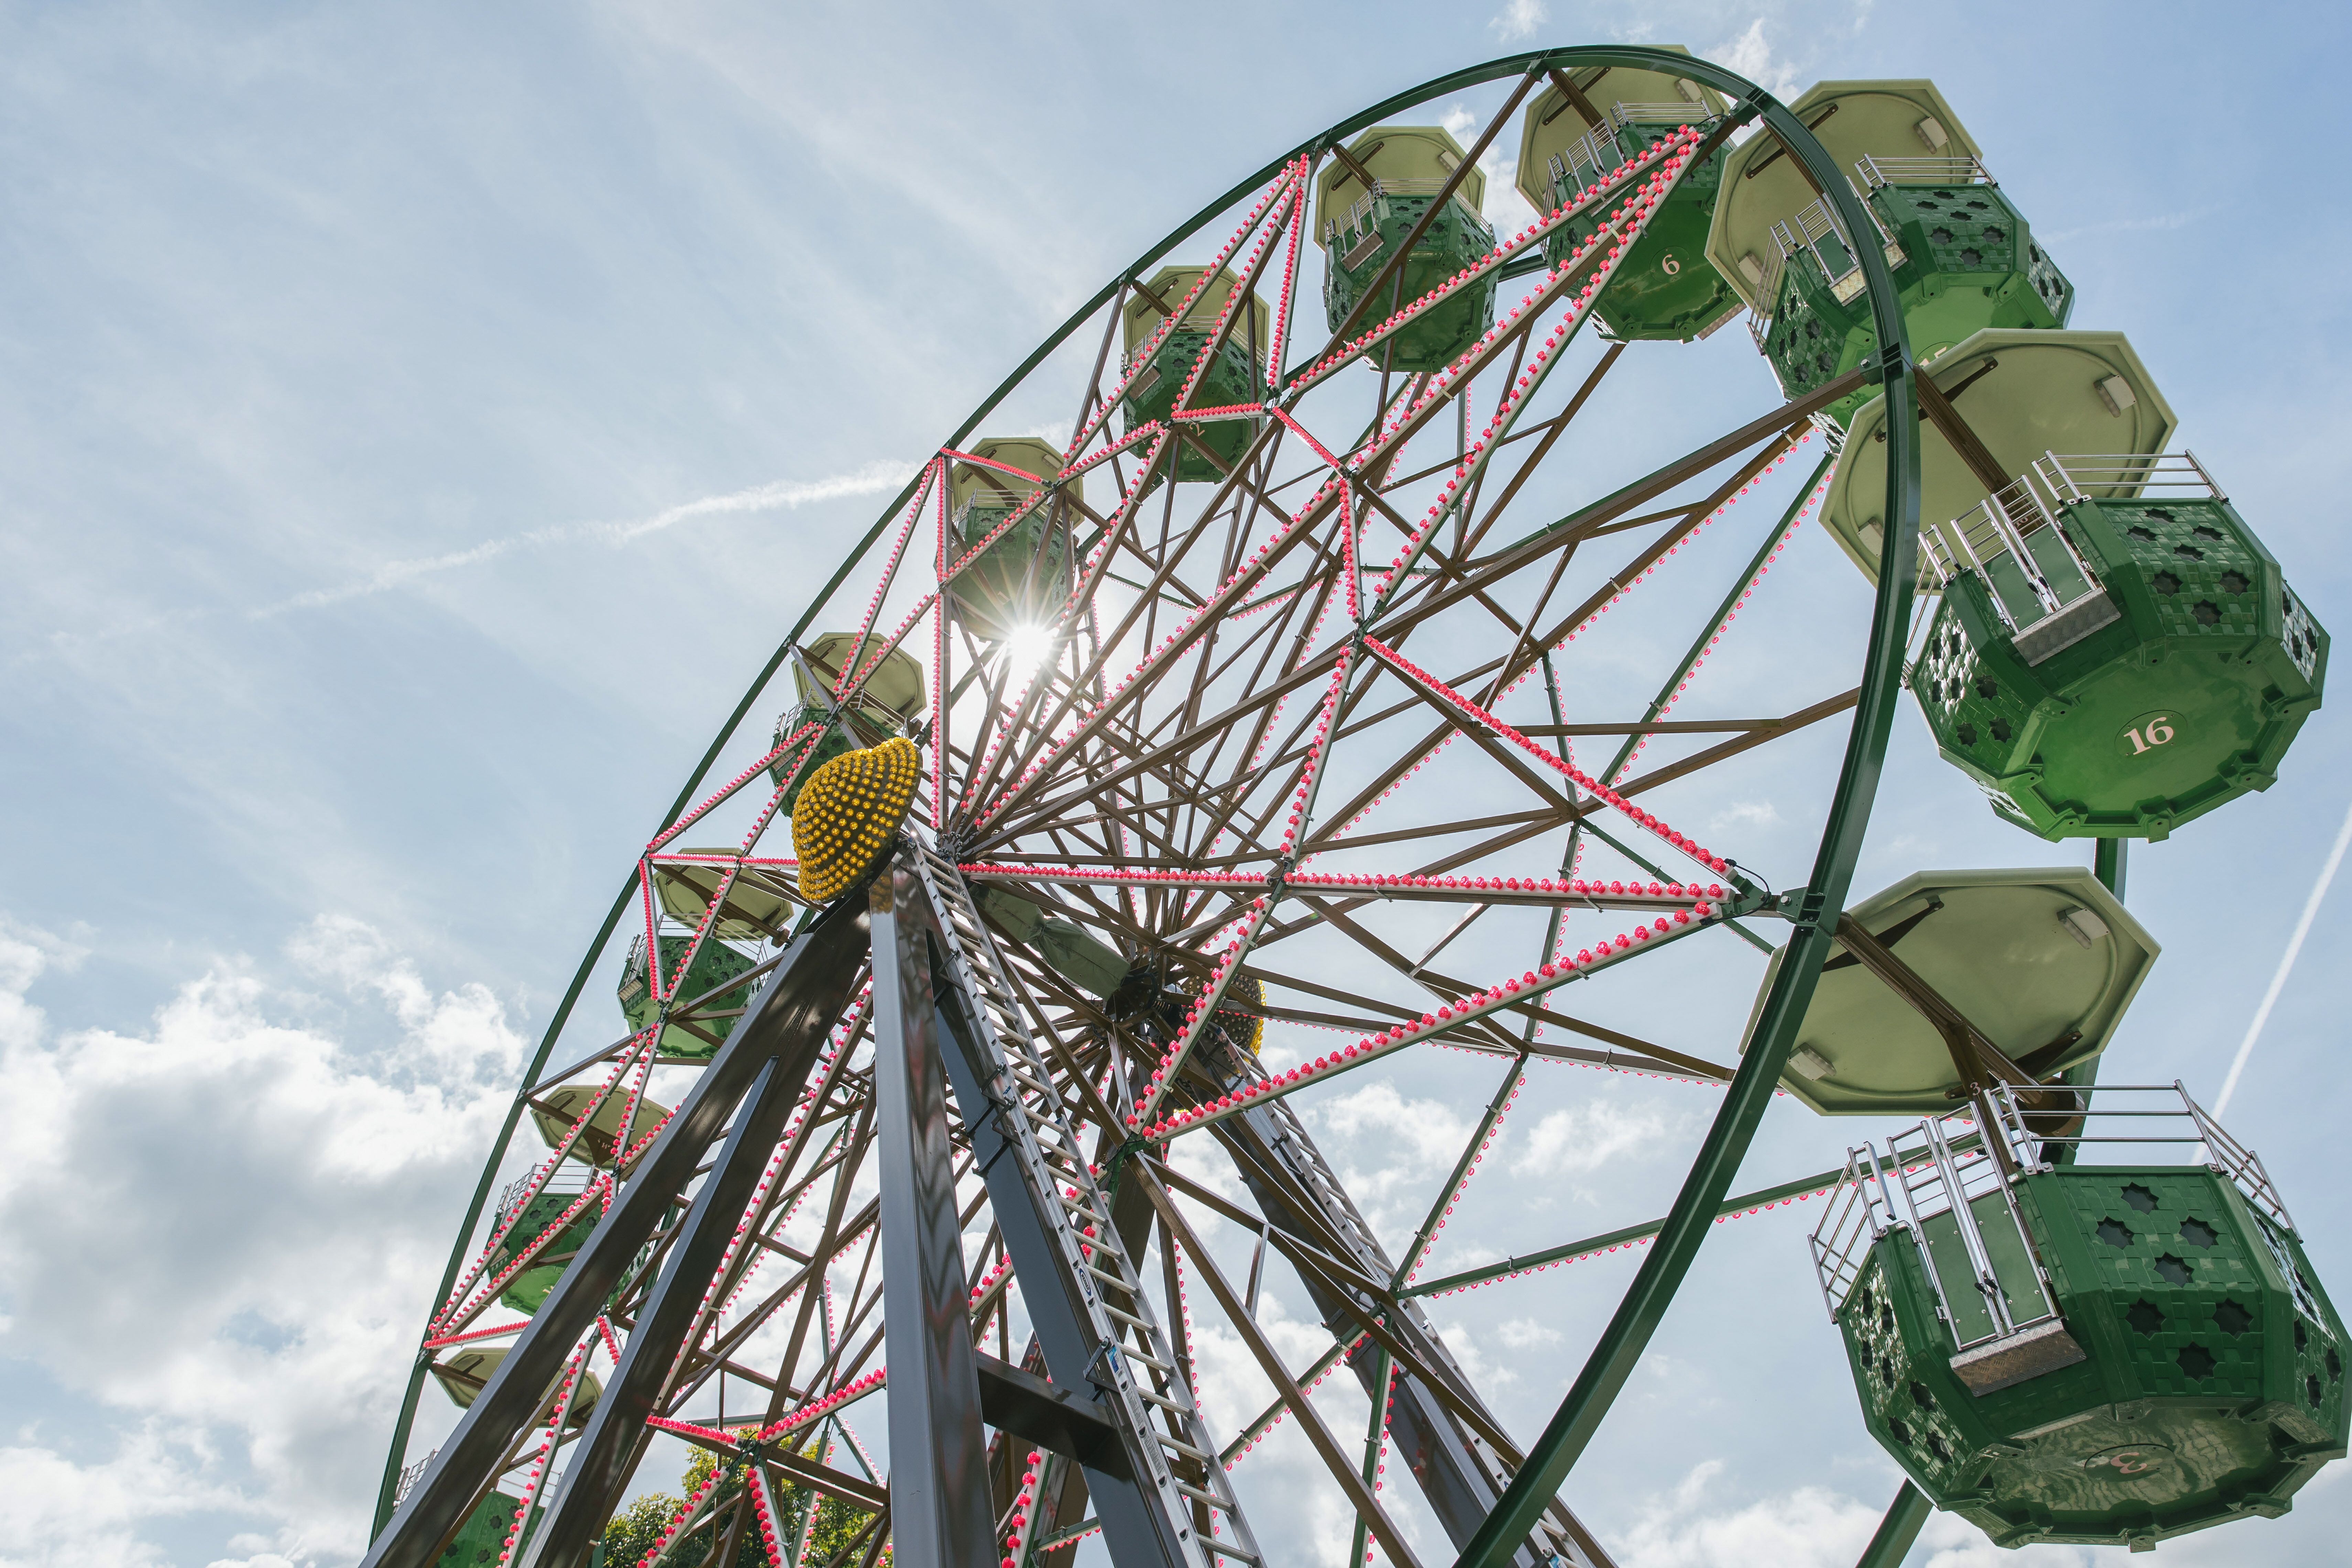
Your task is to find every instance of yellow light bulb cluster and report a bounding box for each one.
[1216,972,1265,1056]
[792,737,921,903]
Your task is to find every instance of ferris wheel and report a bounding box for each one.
[363,43,2340,1568]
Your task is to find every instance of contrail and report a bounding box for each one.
[2214,797,2352,1116]
[249,459,918,618]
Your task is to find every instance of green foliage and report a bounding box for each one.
[600,1492,683,1567]
[680,1444,724,1498]
[803,1493,874,1563]
[606,1433,874,1566]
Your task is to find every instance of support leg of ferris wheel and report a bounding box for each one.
[512,920,871,1568]
[908,843,1266,1567]
[364,899,870,1568]
[870,863,998,1565]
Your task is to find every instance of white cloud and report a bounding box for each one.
[2039,206,2214,245]
[1311,1080,1468,1159]
[1713,19,1802,101]
[1495,1316,1559,1350]
[286,914,525,1087]
[0,915,527,1565]
[1484,156,1540,238]
[600,461,918,545]
[1179,1277,1338,1441]
[0,1425,255,1568]
[1431,100,1543,241]
[1305,1081,1472,1223]
[251,458,918,617]
[1612,1460,1885,1567]
[996,420,1075,456]
[14,457,923,678]
[1490,0,1547,44]
[1429,1314,1523,1390]
[1709,799,1781,833]
[608,6,1109,313]
[1512,1098,1667,1179]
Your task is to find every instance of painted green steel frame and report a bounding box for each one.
[1449,45,1921,1568]
[2095,840,2128,901]
[377,42,1921,1557]
[1348,1346,1393,1568]
[1855,1482,1932,1568]
[2050,841,2128,1170]
[1401,1157,1880,1300]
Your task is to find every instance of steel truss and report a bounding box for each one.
[369,42,1918,1568]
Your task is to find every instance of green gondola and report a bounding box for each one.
[1315,125,1497,372]
[1812,1087,2347,1550]
[1119,266,1268,484]
[1515,48,1740,341]
[1908,451,2326,839]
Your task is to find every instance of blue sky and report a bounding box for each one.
[4,2,2351,1565]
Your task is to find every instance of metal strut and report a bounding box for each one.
[899,842,1264,1568]
[871,866,999,1566]
[1211,1087,1614,1568]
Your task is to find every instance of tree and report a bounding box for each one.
[601,1429,876,1566]
[599,1491,684,1567]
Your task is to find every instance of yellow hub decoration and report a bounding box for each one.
[1216,973,1265,1056]
[791,736,922,903]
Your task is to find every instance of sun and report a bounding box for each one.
[1002,620,1055,676]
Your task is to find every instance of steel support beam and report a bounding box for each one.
[520,1049,803,1568]
[370,897,869,1568]
[910,846,1257,1568]
[928,963,1200,1568]
[2094,840,2128,901]
[1854,1481,1932,1568]
[2055,841,2129,1167]
[872,869,998,1568]
[974,1352,1131,1477]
